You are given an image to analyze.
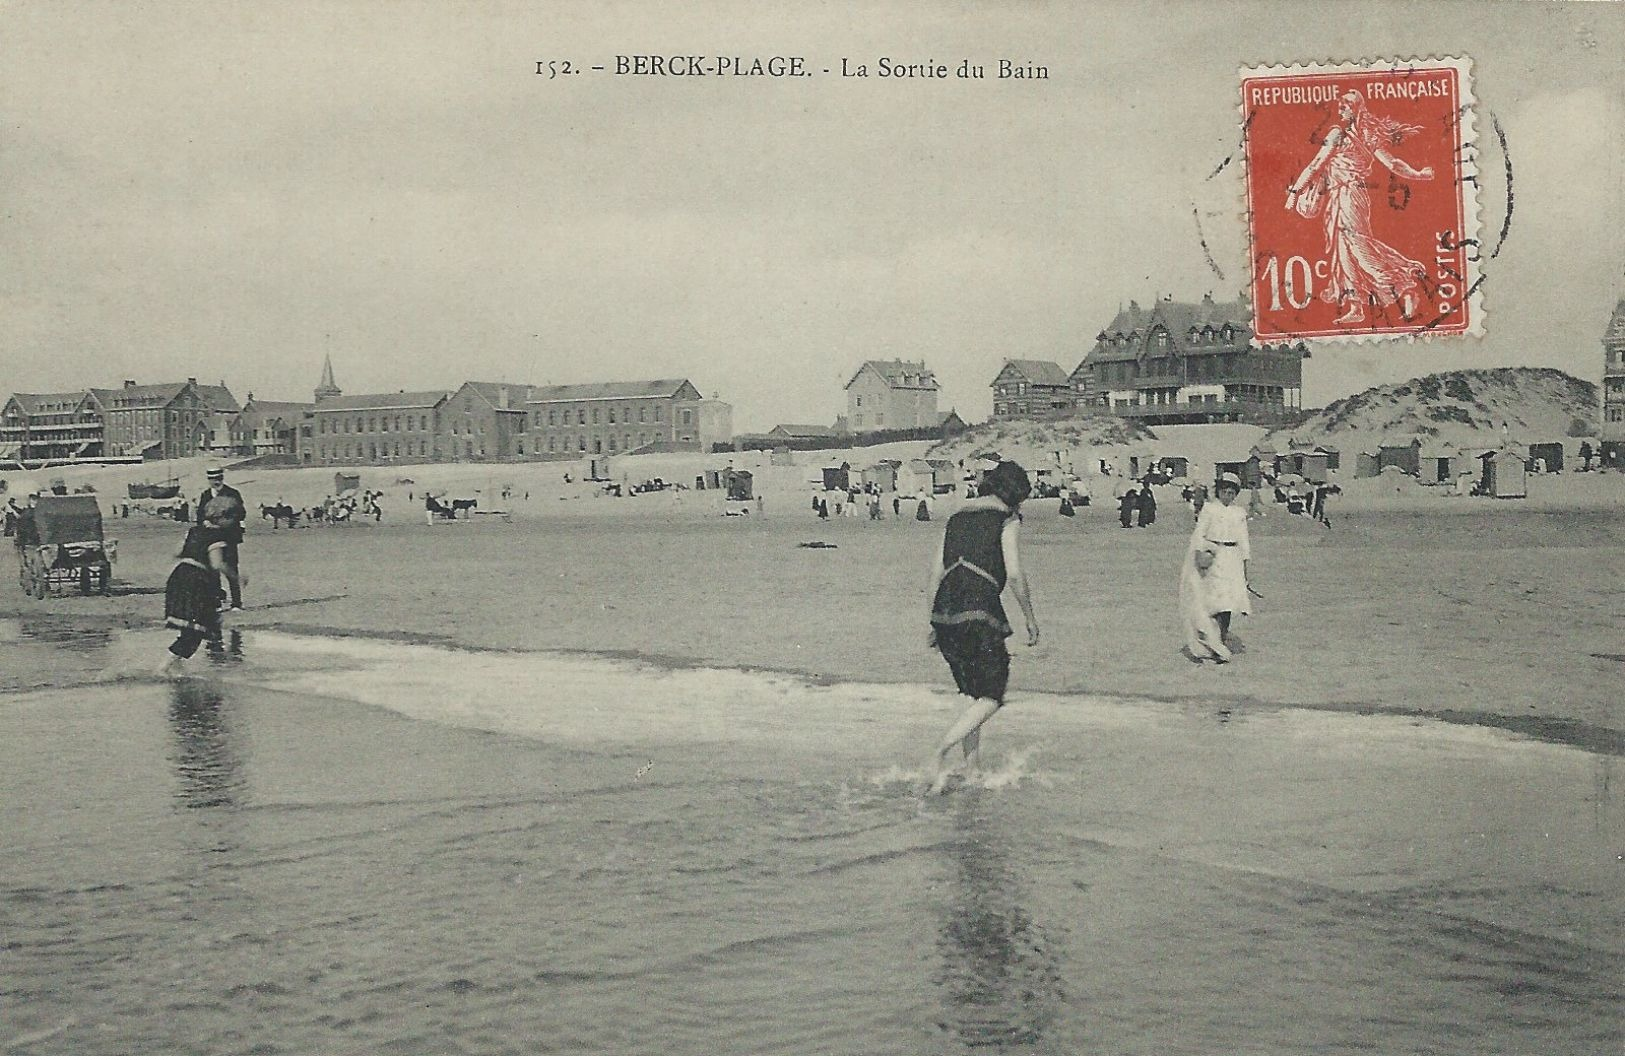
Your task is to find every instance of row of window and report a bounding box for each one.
[319,440,433,460]
[318,414,433,434]
[1101,326,1239,349]
[533,404,691,428]
[543,432,658,453]
[312,430,700,461]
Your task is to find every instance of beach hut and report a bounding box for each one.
[1250,443,1282,478]
[897,459,930,497]
[769,447,796,467]
[1296,450,1330,484]
[1526,442,1564,474]
[724,469,753,501]
[1355,450,1381,478]
[1378,437,1421,476]
[333,472,360,494]
[1418,441,1459,485]
[589,456,612,481]
[1317,445,1341,471]
[821,465,849,491]
[1213,457,1259,489]
[1159,455,1190,478]
[862,460,899,492]
[926,459,957,493]
[1481,449,1527,498]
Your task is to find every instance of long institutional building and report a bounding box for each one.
[298,367,732,465]
[991,295,1307,425]
[2,359,732,466]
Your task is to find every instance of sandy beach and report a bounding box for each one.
[10,449,1623,748]
[3,452,1622,1053]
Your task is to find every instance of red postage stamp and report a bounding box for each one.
[1241,57,1481,343]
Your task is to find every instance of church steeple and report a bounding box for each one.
[315,354,341,402]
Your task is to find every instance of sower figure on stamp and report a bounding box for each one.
[922,461,1040,796]
[195,465,246,611]
[1286,90,1435,325]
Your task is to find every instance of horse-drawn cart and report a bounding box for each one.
[17,495,117,598]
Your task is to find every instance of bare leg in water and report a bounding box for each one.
[923,696,1002,795]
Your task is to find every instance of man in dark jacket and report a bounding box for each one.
[196,465,247,610]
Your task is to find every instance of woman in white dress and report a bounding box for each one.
[1180,473,1252,661]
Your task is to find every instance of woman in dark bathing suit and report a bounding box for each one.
[922,461,1040,794]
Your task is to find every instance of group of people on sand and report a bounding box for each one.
[1116,480,1158,528]
[812,487,932,522]
[920,459,1253,794]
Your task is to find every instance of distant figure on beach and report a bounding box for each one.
[1310,483,1328,525]
[195,465,246,611]
[159,525,225,676]
[1189,482,1208,521]
[922,460,1039,795]
[893,495,902,518]
[916,497,931,522]
[1136,481,1157,527]
[1183,473,1252,657]
[1118,487,1137,528]
[8,481,40,548]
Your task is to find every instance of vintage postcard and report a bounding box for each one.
[2,1,1621,1055]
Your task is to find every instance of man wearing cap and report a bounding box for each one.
[196,466,247,611]
[8,482,40,551]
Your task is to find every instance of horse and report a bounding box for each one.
[260,502,298,529]
[449,498,478,518]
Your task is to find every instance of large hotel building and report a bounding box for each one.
[992,295,1306,426]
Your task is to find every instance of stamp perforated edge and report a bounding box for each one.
[1236,55,1484,345]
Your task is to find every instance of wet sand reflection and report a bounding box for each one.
[166,667,246,812]
[934,792,1066,1050]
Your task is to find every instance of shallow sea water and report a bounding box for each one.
[1,618,1620,1053]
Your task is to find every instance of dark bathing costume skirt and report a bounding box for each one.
[934,622,1010,704]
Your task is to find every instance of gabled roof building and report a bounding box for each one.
[1071,294,1306,426]
[1601,299,1625,467]
[991,360,1074,419]
[526,379,728,456]
[845,359,940,431]
[0,390,105,464]
[91,378,235,460]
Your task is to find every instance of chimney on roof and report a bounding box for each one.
[124,380,136,388]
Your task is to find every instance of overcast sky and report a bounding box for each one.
[3,0,1620,431]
